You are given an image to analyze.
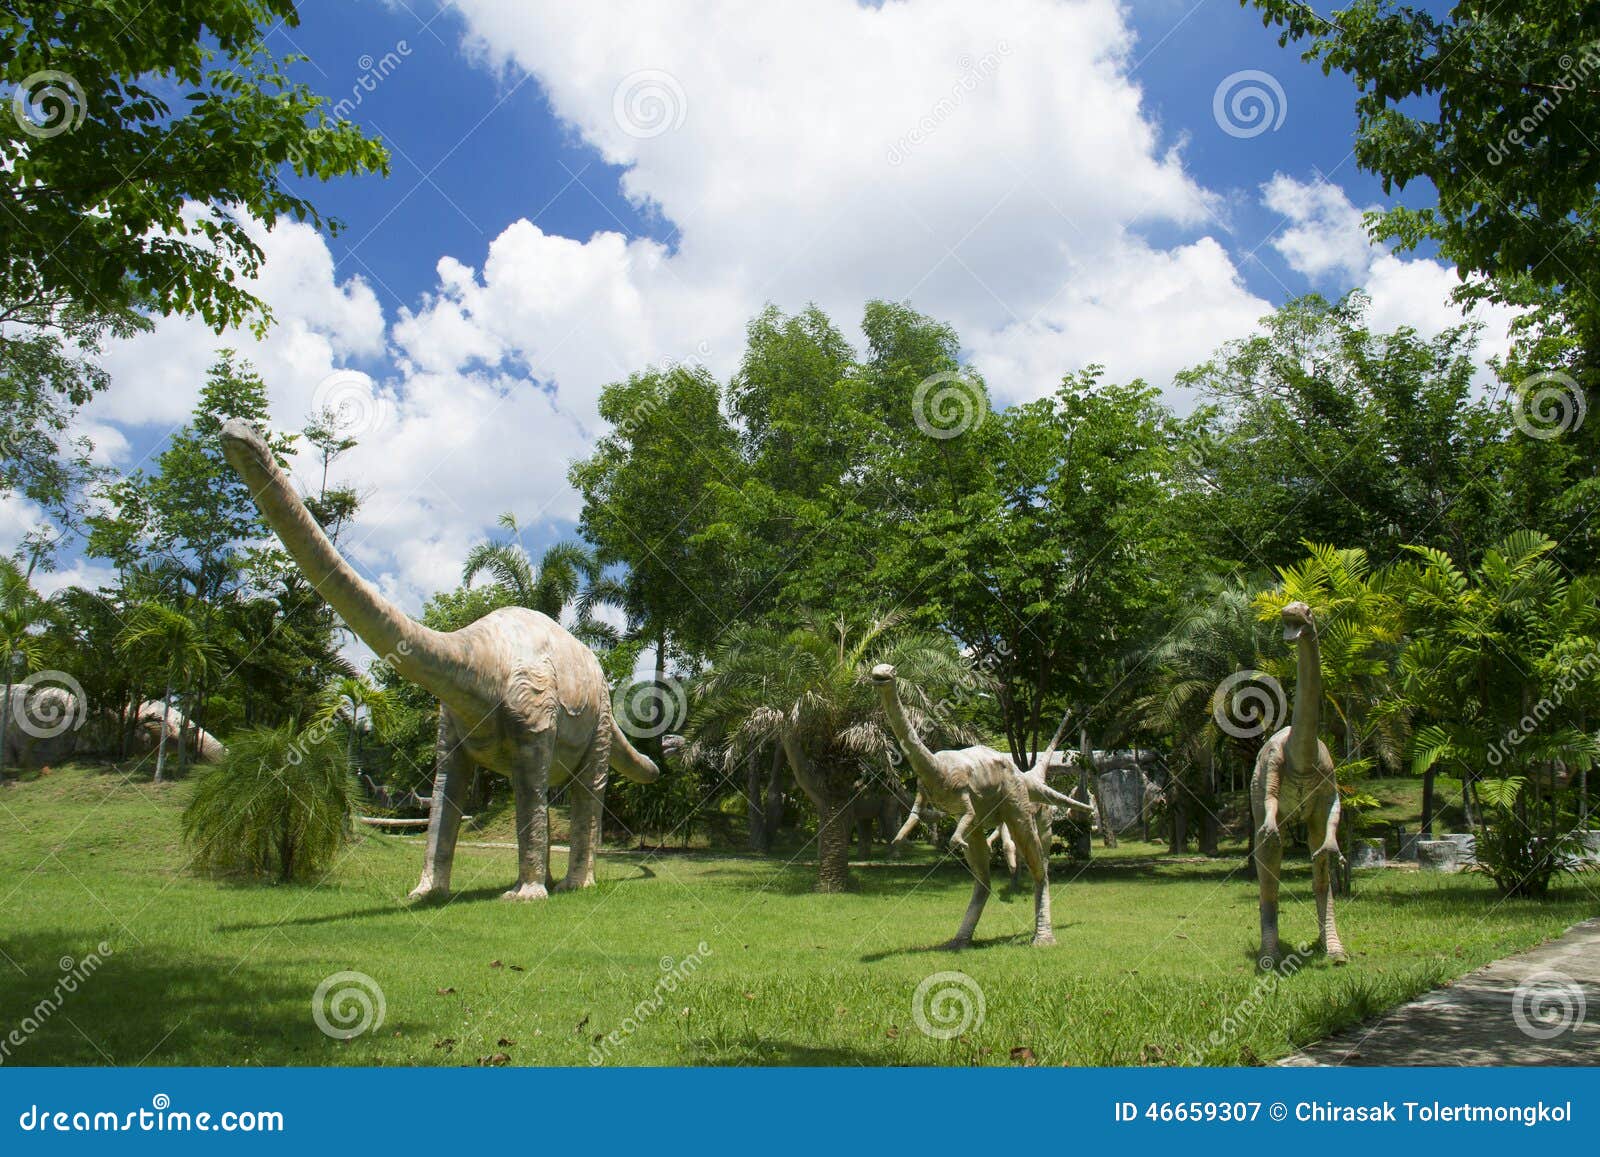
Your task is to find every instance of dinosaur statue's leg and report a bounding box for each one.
[890,788,926,846]
[557,736,609,892]
[1009,810,1054,946]
[504,730,557,901]
[948,792,978,852]
[944,823,992,950]
[409,710,471,902]
[1309,791,1347,962]
[1251,770,1284,966]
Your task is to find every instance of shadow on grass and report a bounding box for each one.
[0,931,343,1066]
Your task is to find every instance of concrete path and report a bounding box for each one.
[1280,918,1600,1066]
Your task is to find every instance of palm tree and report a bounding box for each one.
[692,612,974,892]
[1394,532,1600,883]
[0,557,52,779]
[315,674,398,773]
[117,602,217,783]
[462,514,624,649]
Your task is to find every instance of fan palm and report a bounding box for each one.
[692,611,975,892]
[315,674,398,772]
[117,601,218,783]
[462,514,623,648]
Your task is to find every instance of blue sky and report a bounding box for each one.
[13,0,1507,623]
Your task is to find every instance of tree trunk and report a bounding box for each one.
[815,790,852,893]
[762,745,785,850]
[1168,785,1187,854]
[154,677,174,784]
[1200,752,1219,856]
[1419,767,1437,838]
[176,680,191,777]
[745,748,765,852]
[0,674,13,780]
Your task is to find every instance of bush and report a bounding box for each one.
[1475,776,1592,898]
[182,725,352,883]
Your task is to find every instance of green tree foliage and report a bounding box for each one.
[182,724,352,884]
[116,601,217,782]
[1180,294,1507,567]
[0,556,54,778]
[692,612,972,892]
[1,0,388,330]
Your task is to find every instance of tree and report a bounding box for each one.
[182,725,352,884]
[117,601,217,783]
[1179,294,1508,568]
[315,675,397,774]
[0,557,52,779]
[692,612,971,892]
[462,515,623,649]
[1393,531,1600,888]
[2,0,388,331]
[571,363,742,671]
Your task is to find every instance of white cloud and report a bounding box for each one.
[1262,173,1520,367]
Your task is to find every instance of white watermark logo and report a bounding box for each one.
[312,370,391,439]
[11,71,87,138]
[1511,370,1586,440]
[612,676,688,740]
[589,942,713,1064]
[1213,70,1287,139]
[1511,970,1586,1041]
[1210,670,1286,740]
[612,70,687,139]
[912,970,985,1040]
[912,371,986,440]
[312,971,386,1040]
[12,671,87,739]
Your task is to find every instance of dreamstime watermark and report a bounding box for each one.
[10,70,87,138]
[613,70,687,139]
[1487,652,1600,768]
[886,43,1010,166]
[311,971,386,1040]
[312,369,392,439]
[1511,970,1586,1041]
[10,670,88,739]
[1510,370,1587,441]
[0,942,113,1065]
[912,970,985,1040]
[1486,47,1600,164]
[912,371,987,439]
[1212,70,1287,139]
[612,676,688,740]
[1210,669,1286,740]
[588,942,713,1064]
[612,342,713,441]
[1188,945,1307,1061]
[285,41,412,167]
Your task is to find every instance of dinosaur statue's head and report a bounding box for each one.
[868,663,897,686]
[1281,600,1314,643]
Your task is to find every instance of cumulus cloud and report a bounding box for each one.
[1262,173,1520,366]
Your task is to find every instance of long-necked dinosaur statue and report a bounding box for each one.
[870,663,1092,948]
[1251,600,1346,964]
[220,420,660,902]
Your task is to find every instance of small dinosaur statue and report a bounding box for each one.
[1251,600,1346,964]
[220,419,660,903]
[870,663,1092,948]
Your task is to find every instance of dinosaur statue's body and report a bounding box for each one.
[220,420,659,902]
[2,689,226,768]
[870,664,1092,947]
[130,699,227,763]
[1250,600,1346,964]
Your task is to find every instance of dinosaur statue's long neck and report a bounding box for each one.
[220,422,467,701]
[875,682,940,788]
[1288,628,1322,773]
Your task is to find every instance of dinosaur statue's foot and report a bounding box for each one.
[1256,946,1281,971]
[937,937,972,952]
[1030,932,1056,947]
[406,884,450,905]
[1323,944,1348,965]
[501,882,550,902]
[550,875,594,894]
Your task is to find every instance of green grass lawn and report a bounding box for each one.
[1,763,1593,1067]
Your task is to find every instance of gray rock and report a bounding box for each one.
[1417,839,1470,873]
[1350,838,1386,869]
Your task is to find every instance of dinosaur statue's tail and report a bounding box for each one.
[608,718,661,783]
[1022,770,1095,813]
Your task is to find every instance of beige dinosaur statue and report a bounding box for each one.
[870,663,1092,948]
[1251,600,1346,965]
[219,420,660,902]
[130,699,227,763]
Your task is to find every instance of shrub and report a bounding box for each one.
[1474,776,1592,898]
[182,725,352,883]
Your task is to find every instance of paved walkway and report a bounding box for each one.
[1280,918,1600,1066]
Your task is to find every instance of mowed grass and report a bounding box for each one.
[0,764,1594,1067]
